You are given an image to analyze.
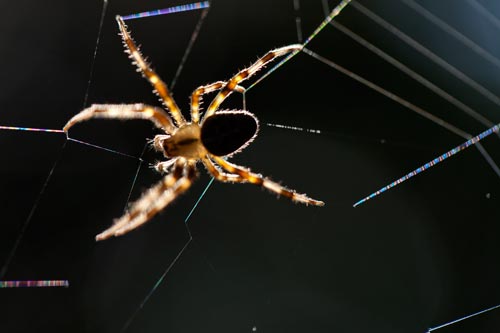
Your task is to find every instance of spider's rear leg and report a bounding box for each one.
[95,159,197,241]
[190,81,246,123]
[63,104,176,134]
[202,157,246,182]
[211,155,324,206]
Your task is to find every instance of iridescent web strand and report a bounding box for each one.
[303,0,351,46]
[121,1,209,21]
[350,1,500,108]
[0,280,69,288]
[120,178,214,332]
[247,0,352,92]
[353,123,500,207]
[0,125,64,134]
[302,46,500,179]
[427,303,500,332]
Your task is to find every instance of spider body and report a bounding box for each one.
[158,123,205,159]
[64,16,323,241]
[200,111,259,156]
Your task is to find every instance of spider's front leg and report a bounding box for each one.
[95,159,197,241]
[190,81,246,123]
[63,104,176,134]
[203,44,303,121]
[116,16,186,127]
[210,155,324,206]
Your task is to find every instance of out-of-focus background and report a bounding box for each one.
[1,0,499,332]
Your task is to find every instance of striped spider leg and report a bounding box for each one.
[64,16,323,241]
[95,158,197,241]
[202,44,304,120]
[116,15,186,127]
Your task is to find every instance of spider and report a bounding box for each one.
[64,16,324,241]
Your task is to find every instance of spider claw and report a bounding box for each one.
[95,231,111,242]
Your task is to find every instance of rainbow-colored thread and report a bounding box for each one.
[354,123,500,207]
[121,1,209,21]
[0,280,69,288]
[0,125,64,134]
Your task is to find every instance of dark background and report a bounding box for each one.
[1,0,499,332]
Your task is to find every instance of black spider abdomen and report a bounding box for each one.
[201,111,258,156]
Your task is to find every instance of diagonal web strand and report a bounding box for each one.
[427,303,500,332]
[350,1,500,108]
[120,235,192,333]
[67,137,142,160]
[184,177,215,224]
[170,7,210,89]
[325,17,496,129]
[0,141,68,279]
[302,48,469,138]
[121,1,209,21]
[302,46,500,190]
[119,177,215,332]
[82,0,108,109]
[321,0,500,179]
[123,143,149,213]
[464,0,500,32]
[293,0,303,43]
[246,0,352,92]
[400,0,500,71]
[354,123,500,207]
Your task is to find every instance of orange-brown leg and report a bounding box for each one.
[202,156,246,182]
[211,155,324,206]
[190,81,246,123]
[63,104,176,133]
[96,159,197,241]
[116,16,186,126]
[203,44,303,121]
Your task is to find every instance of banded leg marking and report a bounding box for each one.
[116,16,186,126]
[191,81,246,123]
[203,44,303,121]
[202,157,246,182]
[96,159,197,241]
[211,155,324,206]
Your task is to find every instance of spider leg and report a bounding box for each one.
[95,159,197,241]
[210,155,324,206]
[154,158,178,174]
[63,104,176,134]
[202,156,246,182]
[191,81,246,123]
[116,16,186,127]
[202,44,303,121]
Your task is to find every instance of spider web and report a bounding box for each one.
[1,0,500,332]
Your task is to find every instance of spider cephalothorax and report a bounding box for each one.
[154,110,258,159]
[63,16,324,241]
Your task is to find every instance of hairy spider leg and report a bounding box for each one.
[202,157,246,182]
[154,158,179,174]
[211,155,324,206]
[63,104,176,133]
[191,81,246,123]
[203,44,304,121]
[116,15,186,127]
[96,158,197,241]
